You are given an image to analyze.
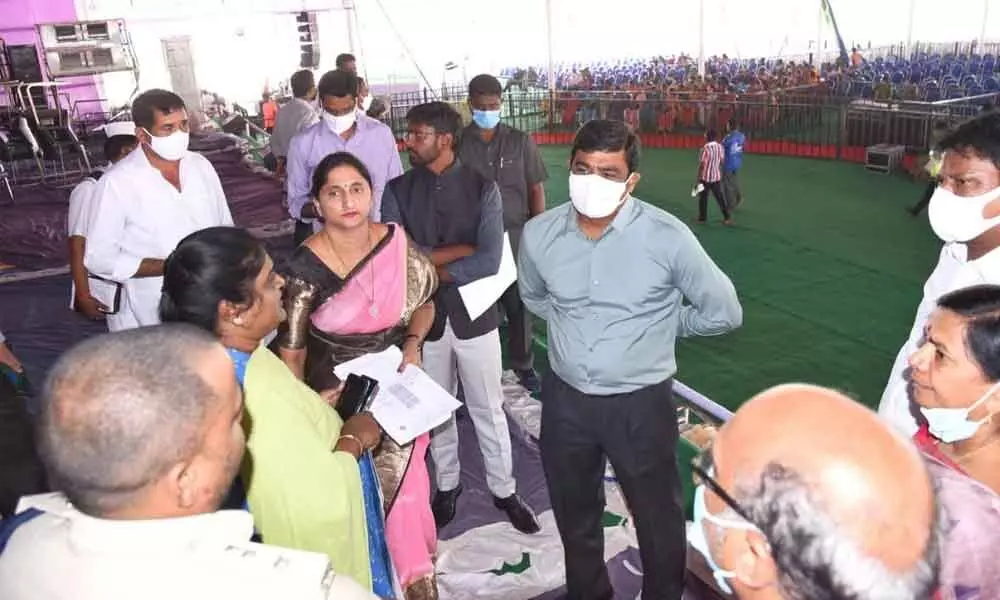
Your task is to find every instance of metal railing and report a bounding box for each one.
[387,85,999,157]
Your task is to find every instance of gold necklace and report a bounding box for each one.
[323,225,378,317]
[944,435,1000,463]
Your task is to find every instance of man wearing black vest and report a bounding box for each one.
[381,102,539,534]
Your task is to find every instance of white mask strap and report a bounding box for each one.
[969,381,1000,416]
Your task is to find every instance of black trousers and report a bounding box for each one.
[293,220,313,247]
[698,180,730,221]
[910,181,936,215]
[540,372,686,600]
[500,228,534,371]
[499,281,534,371]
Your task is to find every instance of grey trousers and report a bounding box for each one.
[722,169,742,208]
[425,321,516,498]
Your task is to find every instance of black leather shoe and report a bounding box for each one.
[432,485,462,529]
[493,493,540,534]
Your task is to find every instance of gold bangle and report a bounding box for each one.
[337,434,364,455]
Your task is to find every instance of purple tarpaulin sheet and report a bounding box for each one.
[0,132,286,270]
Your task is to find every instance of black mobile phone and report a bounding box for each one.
[337,374,380,422]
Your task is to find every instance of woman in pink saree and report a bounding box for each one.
[278,152,439,599]
[906,285,1000,600]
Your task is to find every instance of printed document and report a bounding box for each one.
[334,346,461,445]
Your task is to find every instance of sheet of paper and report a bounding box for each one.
[333,347,462,445]
[333,346,403,385]
[89,277,121,312]
[458,232,517,321]
[370,366,461,445]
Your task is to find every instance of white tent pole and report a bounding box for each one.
[545,0,555,93]
[343,0,357,58]
[815,0,823,68]
[905,0,917,58]
[697,0,706,77]
[980,0,990,50]
[345,0,367,79]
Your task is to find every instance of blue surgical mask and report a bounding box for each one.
[472,109,501,130]
[921,381,1000,443]
[690,483,759,595]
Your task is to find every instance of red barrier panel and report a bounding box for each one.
[524,133,915,171]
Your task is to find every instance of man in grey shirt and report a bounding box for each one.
[458,74,548,392]
[269,69,319,178]
[518,120,742,600]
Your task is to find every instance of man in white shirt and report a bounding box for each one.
[270,69,319,179]
[67,124,138,320]
[84,89,234,332]
[0,325,376,600]
[879,112,1000,435]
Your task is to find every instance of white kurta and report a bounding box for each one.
[67,176,100,309]
[878,242,1000,435]
[0,493,377,600]
[83,147,234,331]
[67,177,99,238]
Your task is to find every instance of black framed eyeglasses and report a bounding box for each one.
[691,446,753,523]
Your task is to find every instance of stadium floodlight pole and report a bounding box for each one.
[697,0,705,77]
[545,0,555,94]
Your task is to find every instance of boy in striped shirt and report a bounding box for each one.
[696,129,733,225]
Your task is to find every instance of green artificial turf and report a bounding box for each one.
[526,146,942,411]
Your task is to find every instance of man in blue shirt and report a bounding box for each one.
[722,118,746,209]
[519,120,742,599]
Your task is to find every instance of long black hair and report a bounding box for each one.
[160,227,267,333]
[310,151,374,200]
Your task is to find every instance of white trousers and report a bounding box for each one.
[424,320,516,498]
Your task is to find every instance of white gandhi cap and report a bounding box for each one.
[103,121,137,138]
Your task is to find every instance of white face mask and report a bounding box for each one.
[323,110,357,135]
[569,173,631,219]
[921,381,1000,443]
[927,184,1000,243]
[142,128,189,162]
[689,483,759,596]
[360,96,373,112]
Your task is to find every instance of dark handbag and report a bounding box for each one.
[336,373,379,422]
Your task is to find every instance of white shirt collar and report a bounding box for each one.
[19,492,254,552]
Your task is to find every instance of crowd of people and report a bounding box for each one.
[505,55,823,95]
[2,47,1000,600]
